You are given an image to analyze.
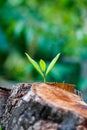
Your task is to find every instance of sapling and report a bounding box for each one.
[25,52,60,82]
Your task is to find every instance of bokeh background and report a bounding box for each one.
[0,0,87,101]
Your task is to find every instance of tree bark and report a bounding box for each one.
[0,83,87,130]
[0,87,11,124]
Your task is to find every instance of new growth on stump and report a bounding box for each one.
[1,53,87,130]
[25,52,60,82]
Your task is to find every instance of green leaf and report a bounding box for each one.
[40,59,46,72]
[25,53,43,77]
[46,53,60,75]
[0,125,2,130]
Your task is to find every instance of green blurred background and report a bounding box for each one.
[0,0,87,101]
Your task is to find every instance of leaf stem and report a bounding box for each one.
[43,74,46,83]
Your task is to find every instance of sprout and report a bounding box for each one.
[25,52,60,82]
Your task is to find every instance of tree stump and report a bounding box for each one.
[0,87,11,123]
[1,83,87,130]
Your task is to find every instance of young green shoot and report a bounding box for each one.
[25,52,60,83]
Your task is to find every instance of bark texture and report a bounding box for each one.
[0,87,11,124]
[1,83,87,130]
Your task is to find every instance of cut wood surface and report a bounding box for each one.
[33,83,87,118]
[0,83,87,130]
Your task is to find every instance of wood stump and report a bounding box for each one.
[0,83,87,130]
[0,87,10,122]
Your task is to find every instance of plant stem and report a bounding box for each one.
[43,74,46,83]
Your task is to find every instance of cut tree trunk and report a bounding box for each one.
[0,82,87,130]
[0,87,11,123]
